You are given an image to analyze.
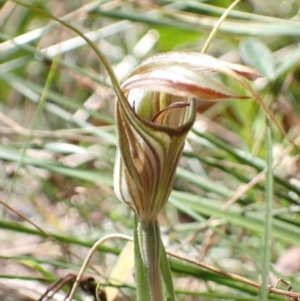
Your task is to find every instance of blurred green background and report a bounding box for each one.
[0,0,300,300]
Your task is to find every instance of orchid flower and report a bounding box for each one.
[114,52,259,223]
[113,52,260,301]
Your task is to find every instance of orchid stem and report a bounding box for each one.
[137,219,163,301]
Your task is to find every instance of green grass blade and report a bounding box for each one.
[94,7,300,36]
[0,220,119,255]
[170,191,300,245]
[2,56,58,217]
[260,118,274,300]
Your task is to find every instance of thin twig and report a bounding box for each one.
[167,250,300,299]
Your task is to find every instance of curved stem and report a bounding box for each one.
[67,233,132,301]
[137,218,163,301]
[201,0,241,53]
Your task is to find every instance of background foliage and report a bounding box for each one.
[0,0,300,300]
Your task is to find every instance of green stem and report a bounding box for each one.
[201,0,241,53]
[260,117,273,301]
[137,218,163,301]
[134,216,151,301]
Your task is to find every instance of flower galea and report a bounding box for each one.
[114,52,260,222]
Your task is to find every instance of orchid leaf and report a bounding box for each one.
[239,38,275,80]
[274,43,300,78]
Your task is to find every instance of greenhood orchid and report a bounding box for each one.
[114,52,259,223]
[113,52,260,301]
